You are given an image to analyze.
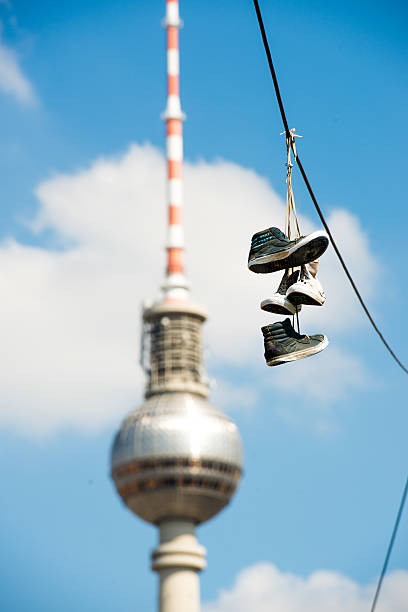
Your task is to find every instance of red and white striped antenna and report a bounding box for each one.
[162,0,188,301]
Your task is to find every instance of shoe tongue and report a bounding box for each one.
[269,227,288,240]
[300,264,311,281]
[281,317,294,333]
[307,260,319,278]
[281,317,306,340]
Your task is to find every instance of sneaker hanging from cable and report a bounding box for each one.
[248,129,329,274]
[286,260,326,306]
[260,259,325,313]
[260,268,302,315]
[248,227,328,274]
[262,318,328,366]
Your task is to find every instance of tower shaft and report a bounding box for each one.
[163,0,187,300]
[152,520,206,612]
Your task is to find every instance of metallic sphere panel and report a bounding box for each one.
[111,393,243,468]
[111,392,243,524]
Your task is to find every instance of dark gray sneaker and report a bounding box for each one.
[248,227,329,274]
[260,269,302,316]
[262,318,328,366]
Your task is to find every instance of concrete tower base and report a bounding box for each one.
[152,520,207,612]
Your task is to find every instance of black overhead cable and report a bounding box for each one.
[252,0,408,377]
[370,475,408,612]
[251,2,408,610]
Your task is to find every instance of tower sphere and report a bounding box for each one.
[111,391,243,525]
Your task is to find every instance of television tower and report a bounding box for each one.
[110,2,243,611]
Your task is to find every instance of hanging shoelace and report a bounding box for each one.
[283,128,301,241]
[283,129,302,333]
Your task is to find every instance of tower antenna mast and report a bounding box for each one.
[163,0,188,300]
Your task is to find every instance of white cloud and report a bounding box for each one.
[0,39,36,104]
[266,346,369,434]
[0,144,380,434]
[203,563,408,612]
[212,379,258,415]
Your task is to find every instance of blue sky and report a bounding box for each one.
[1,1,408,611]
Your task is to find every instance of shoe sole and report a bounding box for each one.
[248,231,329,274]
[260,296,301,316]
[286,284,326,306]
[265,335,329,366]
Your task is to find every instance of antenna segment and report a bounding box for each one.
[162,0,188,300]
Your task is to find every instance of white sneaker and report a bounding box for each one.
[286,263,326,306]
[261,269,302,316]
